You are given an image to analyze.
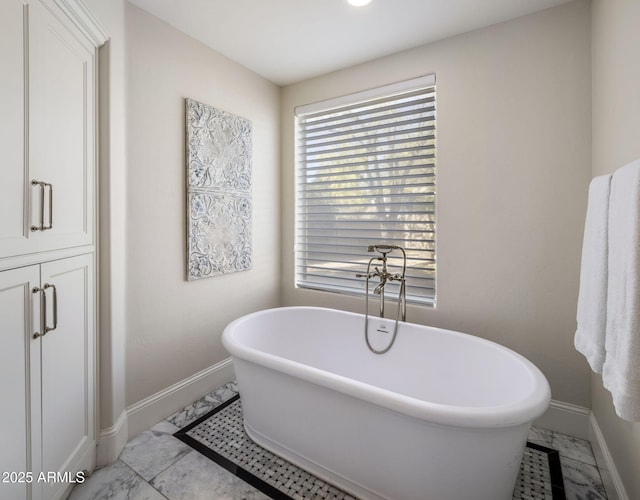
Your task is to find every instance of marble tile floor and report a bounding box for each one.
[69,381,608,500]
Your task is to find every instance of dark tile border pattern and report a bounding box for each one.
[175,394,565,500]
[523,442,566,500]
[175,395,299,500]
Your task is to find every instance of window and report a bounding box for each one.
[295,75,436,305]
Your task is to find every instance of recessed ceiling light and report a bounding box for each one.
[348,0,371,6]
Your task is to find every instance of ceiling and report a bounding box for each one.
[128,0,573,86]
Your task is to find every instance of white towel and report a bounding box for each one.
[602,159,640,421]
[575,175,611,374]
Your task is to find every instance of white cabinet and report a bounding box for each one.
[0,0,28,258]
[0,1,100,499]
[0,0,95,261]
[0,255,95,500]
[0,266,41,500]
[40,255,96,500]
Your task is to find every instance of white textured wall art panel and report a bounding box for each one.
[186,98,252,280]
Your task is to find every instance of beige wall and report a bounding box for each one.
[591,0,640,497]
[83,1,640,492]
[281,1,592,407]
[124,4,281,405]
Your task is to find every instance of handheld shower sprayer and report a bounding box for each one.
[357,244,408,354]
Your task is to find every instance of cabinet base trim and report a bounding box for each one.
[96,409,128,466]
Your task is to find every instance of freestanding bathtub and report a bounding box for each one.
[222,307,550,500]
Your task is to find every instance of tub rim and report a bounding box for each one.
[222,306,551,429]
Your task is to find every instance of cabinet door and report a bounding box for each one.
[28,0,95,254]
[0,266,42,500]
[40,254,95,499]
[0,1,30,260]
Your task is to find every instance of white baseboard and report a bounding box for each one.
[96,409,128,466]
[95,358,235,465]
[533,399,591,439]
[534,399,628,500]
[126,358,235,439]
[589,413,628,500]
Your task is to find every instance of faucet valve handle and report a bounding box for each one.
[356,272,375,278]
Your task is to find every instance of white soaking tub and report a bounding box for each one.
[222,306,550,500]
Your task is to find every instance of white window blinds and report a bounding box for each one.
[295,75,436,305]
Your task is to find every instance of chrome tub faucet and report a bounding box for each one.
[356,244,407,354]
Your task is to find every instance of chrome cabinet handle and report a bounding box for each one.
[32,287,45,339]
[32,283,58,339]
[30,180,53,231]
[45,182,53,230]
[43,283,57,334]
[30,180,44,232]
